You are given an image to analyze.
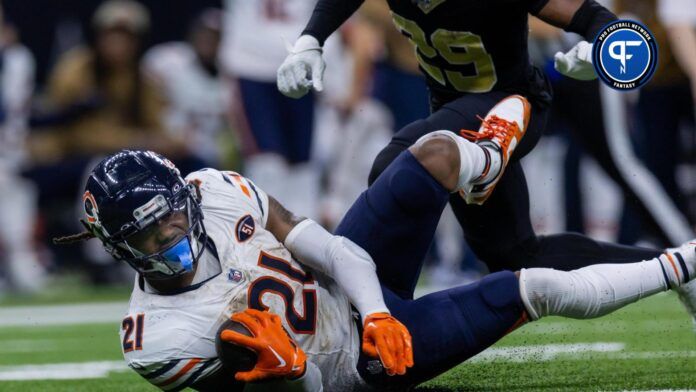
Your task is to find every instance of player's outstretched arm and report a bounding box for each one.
[277,0,365,98]
[266,197,414,376]
[534,0,617,80]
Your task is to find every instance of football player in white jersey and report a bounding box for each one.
[0,19,46,293]
[57,96,696,391]
[221,0,323,220]
[143,8,229,168]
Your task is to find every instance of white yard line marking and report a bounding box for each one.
[0,361,128,380]
[470,342,625,363]
[0,302,128,327]
[0,339,60,353]
[521,319,688,335]
[470,342,696,363]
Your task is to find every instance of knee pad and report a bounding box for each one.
[368,143,407,185]
[369,151,449,217]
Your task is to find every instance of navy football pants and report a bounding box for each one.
[237,78,314,164]
[335,152,526,389]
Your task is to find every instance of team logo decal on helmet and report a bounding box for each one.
[83,191,100,226]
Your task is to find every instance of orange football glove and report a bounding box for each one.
[220,309,306,382]
[362,312,414,376]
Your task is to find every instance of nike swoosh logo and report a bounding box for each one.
[269,346,287,368]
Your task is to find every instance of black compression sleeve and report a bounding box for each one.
[302,0,366,45]
[565,0,617,41]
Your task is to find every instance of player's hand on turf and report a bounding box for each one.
[362,312,414,376]
[220,309,307,382]
[277,35,326,99]
[554,41,597,81]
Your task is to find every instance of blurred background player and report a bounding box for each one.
[314,9,393,228]
[143,8,232,169]
[655,0,696,322]
[525,1,695,249]
[358,0,429,132]
[221,0,321,219]
[661,0,696,109]
[654,0,696,226]
[613,0,695,247]
[0,8,46,294]
[25,0,207,283]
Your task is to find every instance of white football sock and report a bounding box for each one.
[476,143,502,185]
[415,131,499,189]
[519,257,671,320]
[657,251,694,288]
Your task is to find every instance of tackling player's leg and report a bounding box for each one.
[335,95,529,298]
[370,91,664,274]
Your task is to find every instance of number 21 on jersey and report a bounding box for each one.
[122,313,144,352]
[248,252,318,334]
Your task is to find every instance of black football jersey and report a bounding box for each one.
[386,0,551,101]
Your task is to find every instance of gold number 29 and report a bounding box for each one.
[392,13,497,93]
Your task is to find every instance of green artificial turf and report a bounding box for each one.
[1,292,694,391]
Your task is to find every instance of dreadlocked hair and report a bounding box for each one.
[53,231,95,245]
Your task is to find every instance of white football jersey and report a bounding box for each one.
[0,44,34,171]
[220,0,316,81]
[120,168,365,391]
[142,43,229,165]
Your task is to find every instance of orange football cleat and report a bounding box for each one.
[459,95,531,205]
[220,309,307,382]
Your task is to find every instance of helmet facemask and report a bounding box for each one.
[95,182,208,280]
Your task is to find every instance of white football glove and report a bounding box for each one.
[554,41,597,81]
[277,35,326,99]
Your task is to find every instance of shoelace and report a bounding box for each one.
[460,115,519,150]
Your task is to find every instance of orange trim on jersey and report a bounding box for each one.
[665,253,681,282]
[226,171,252,198]
[158,358,201,387]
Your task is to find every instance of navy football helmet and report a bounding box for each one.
[82,150,207,280]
